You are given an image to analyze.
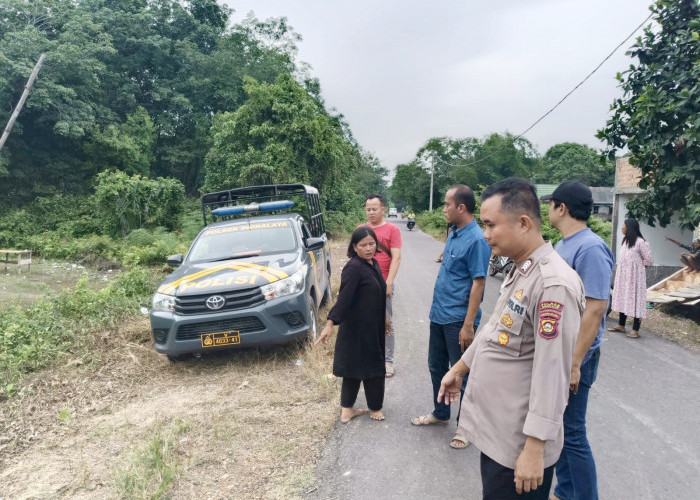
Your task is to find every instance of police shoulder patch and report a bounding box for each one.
[538,301,564,340]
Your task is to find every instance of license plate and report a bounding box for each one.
[201,331,241,348]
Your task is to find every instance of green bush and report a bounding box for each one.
[122,228,187,266]
[0,267,160,397]
[94,171,186,237]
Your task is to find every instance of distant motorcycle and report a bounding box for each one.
[488,254,514,276]
[406,217,415,231]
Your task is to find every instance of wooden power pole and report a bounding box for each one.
[0,53,46,152]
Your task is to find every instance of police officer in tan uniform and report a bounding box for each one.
[438,178,585,500]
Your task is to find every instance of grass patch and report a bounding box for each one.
[115,418,190,499]
[0,266,160,398]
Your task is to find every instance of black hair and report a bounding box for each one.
[365,194,385,207]
[347,226,389,258]
[552,199,592,221]
[481,177,541,224]
[449,184,476,213]
[622,218,644,248]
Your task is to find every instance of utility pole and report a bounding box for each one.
[0,53,46,152]
[429,154,435,211]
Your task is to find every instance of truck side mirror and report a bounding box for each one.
[166,254,183,267]
[305,237,325,251]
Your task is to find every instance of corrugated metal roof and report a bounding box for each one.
[535,184,557,198]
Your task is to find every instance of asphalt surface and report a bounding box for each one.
[306,221,700,500]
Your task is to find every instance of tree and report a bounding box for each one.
[598,0,700,229]
[390,161,431,211]
[535,142,615,186]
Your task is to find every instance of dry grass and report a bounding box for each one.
[619,302,700,353]
[0,239,350,499]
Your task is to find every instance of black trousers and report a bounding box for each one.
[340,376,384,411]
[481,453,554,500]
[619,312,641,331]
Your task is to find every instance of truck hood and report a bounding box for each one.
[156,252,302,296]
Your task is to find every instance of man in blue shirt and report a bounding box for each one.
[411,184,491,450]
[542,181,614,500]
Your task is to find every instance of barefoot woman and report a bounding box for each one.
[316,226,390,422]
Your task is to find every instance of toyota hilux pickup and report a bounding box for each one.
[150,184,331,361]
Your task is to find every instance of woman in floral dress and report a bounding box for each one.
[609,218,653,338]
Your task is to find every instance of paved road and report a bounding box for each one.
[306,222,700,500]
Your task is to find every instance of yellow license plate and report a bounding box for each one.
[201,331,241,348]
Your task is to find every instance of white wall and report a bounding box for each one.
[613,194,695,267]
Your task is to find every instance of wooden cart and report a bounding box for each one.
[646,267,700,306]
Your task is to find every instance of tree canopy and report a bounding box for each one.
[534,142,615,186]
[390,133,540,210]
[598,0,700,229]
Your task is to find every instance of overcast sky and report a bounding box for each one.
[223,0,653,171]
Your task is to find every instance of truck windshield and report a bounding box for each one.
[187,221,297,262]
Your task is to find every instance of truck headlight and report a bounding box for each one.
[152,292,176,312]
[261,267,305,300]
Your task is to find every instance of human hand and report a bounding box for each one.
[315,322,333,345]
[459,324,475,352]
[386,282,393,298]
[437,371,462,405]
[570,365,581,393]
[514,443,544,494]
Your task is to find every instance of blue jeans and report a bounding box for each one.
[428,321,471,421]
[554,348,601,500]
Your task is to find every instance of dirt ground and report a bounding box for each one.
[0,243,348,500]
[1,243,697,499]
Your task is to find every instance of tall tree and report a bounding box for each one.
[598,0,699,229]
[535,142,615,186]
[202,74,356,205]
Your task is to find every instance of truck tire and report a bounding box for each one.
[307,298,318,342]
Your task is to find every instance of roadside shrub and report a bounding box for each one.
[587,216,612,246]
[0,267,160,397]
[94,171,186,237]
[122,228,187,266]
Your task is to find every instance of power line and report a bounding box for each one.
[428,11,654,170]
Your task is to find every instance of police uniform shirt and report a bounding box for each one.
[458,242,585,470]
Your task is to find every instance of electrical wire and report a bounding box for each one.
[427,11,654,170]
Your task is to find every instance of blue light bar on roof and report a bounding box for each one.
[211,200,295,216]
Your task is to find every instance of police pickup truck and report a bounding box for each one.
[150,184,332,361]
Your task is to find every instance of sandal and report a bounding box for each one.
[411,413,448,426]
[626,331,640,338]
[450,433,470,449]
[607,326,626,333]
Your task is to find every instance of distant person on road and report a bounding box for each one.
[316,226,391,422]
[438,178,584,499]
[608,218,653,339]
[542,180,614,500]
[411,184,490,450]
[665,236,700,271]
[361,194,402,377]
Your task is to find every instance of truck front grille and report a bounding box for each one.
[175,317,265,340]
[174,287,265,315]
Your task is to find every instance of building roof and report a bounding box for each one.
[535,184,557,199]
[590,186,614,205]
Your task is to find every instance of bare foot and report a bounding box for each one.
[369,410,385,421]
[341,408,368,423]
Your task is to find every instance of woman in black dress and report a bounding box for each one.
[316,226,390,422]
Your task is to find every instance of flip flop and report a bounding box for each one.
[626,332,640,338]
[450,433,470,449]
[411,413,448,426]
[607,326,626,333]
